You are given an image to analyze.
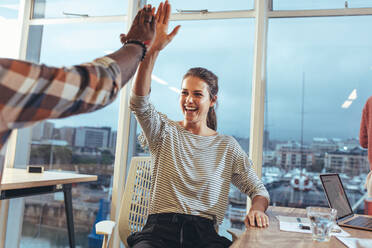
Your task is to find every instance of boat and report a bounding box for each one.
[290,169,313,191]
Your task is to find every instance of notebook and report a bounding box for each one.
[320,173,372,232]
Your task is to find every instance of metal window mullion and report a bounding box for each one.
[29,15,128,25]
[268,7,372,18]
[170,10,255,21]
[0,2,34,248]
[111,1,145,247]
[249,0,268,178]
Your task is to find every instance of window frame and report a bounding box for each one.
[3,0,372,246]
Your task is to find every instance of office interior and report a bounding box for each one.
[0,0,371,247]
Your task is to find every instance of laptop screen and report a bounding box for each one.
[320,174,354,220]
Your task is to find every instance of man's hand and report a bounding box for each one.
[120,5,156,48]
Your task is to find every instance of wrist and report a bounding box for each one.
[123,39,148,61]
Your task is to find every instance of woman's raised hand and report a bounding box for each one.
[150,0,181,53]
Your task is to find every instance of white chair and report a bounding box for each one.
[96,156,152,248]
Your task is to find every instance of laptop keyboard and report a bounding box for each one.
[344,216,372,228]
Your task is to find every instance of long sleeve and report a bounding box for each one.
[0,56,121,149]
[231,140,270,203]
[0,57,121,129]
[129,92,166,152]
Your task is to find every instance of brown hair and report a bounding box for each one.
[183,67,218,131]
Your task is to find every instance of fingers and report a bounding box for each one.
[248,215,255,227]
[168,25,181,41]
[132,9,141,25]
[156,2,163,22]
[120,33,126,44]
[163,0,170,24]
[246,212,270,228]
[150,7,156,30]
[140,4,153,24]
[139,8,146,24]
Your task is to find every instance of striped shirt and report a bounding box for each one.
[130,93,270,225]
[0,56,121,150]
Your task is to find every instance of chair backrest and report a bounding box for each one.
[118,156,152,247]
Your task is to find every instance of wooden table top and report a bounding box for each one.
[0,168,97,190]
[229,206,372,248]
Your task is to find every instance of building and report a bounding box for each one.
[276,146,314,171]
[31,121,55,141]
[109,131,117,153]
[324,147,369,176]
[311,137,339,154]
[74,127,111,149]
[59,127,76,146]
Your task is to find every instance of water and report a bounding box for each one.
[307,210,336,242]
[21,222,89,248]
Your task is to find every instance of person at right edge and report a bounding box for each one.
[359,96,372,215]
[126,1,270,247]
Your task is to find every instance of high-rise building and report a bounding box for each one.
[74,127,111,149]
[31,121,55,141]
[59,127,76,146]
[109,131,117,153]
[324,147,368,176]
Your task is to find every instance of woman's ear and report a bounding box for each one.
[210,95,217,107]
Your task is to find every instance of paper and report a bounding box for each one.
[336,237,372,248]
[276,215,350,237]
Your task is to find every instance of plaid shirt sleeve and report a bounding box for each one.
[0,56,122,146]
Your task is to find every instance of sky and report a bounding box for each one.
[1,0,372,143]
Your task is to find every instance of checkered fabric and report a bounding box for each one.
[0,56,121,150]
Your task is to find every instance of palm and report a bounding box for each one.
[151,1,180,52]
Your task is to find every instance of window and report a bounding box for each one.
[149,0,254,13]
[263,16,371,213]
[0,0,19,19]
[32,0,128,18]
[133,18,255,237]
[20,22,125,247]
[0,0,20,58]
[274,0,372,10]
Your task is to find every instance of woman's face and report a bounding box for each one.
[179,76,216,125]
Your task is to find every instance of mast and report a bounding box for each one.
[300,72,305,171]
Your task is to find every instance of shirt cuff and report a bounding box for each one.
[93,56,122,87]
[130,91,151,103]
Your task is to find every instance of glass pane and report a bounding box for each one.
[274,0,372,10]
[264,16,371,214]
[20,22,125,248]
[134,18,255,237]
[149,0,254,13]
[0,0,20,58]
[0,0,19,19]
[33,0,128,18]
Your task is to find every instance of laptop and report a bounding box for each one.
[320,173,372,232]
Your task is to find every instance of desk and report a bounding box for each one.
[229,206,372,248]
[0,168,97,248]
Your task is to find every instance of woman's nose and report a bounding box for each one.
[186,95,194,103]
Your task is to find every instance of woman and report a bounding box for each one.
[127,1,270,247]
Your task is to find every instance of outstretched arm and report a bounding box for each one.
[0,7,155,134]
[131,0,180,96]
